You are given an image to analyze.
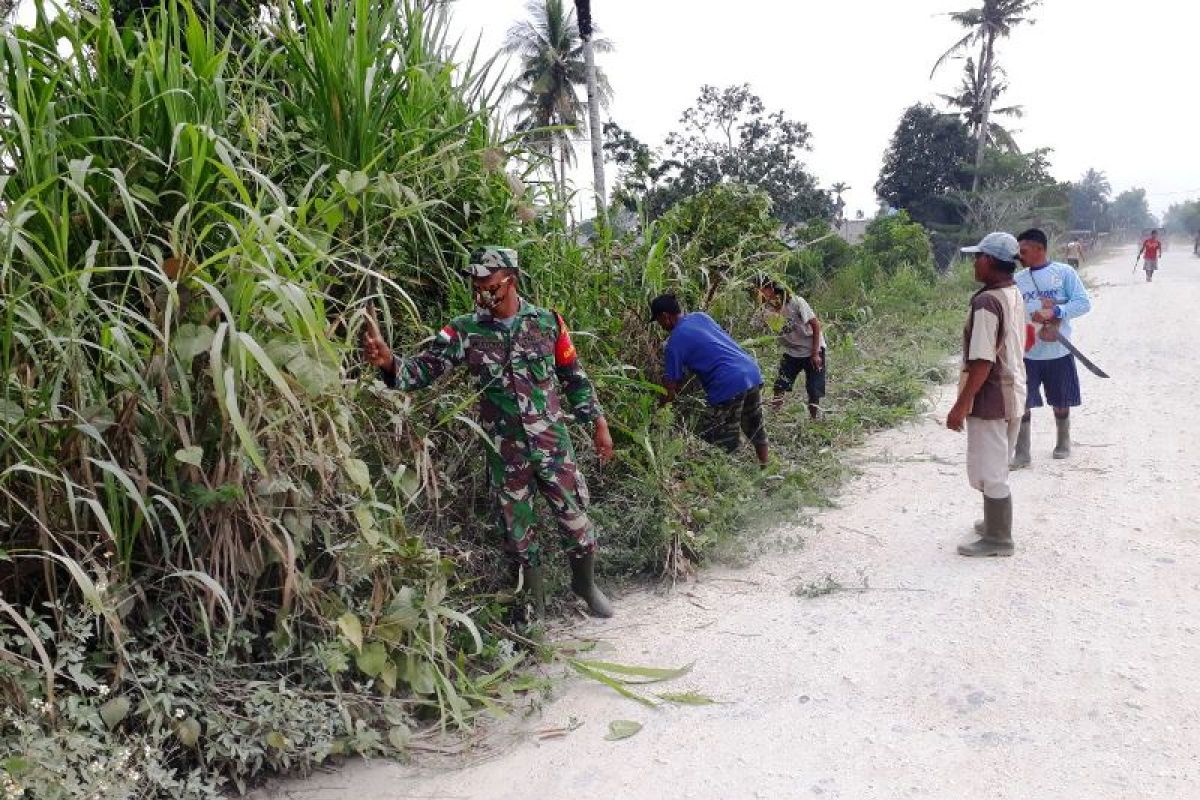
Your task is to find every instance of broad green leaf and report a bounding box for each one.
[355,641,388,677]
[286,351,339,395]
[605,720,643,741]
[174,447,204,467]
[337,613,363,651]
[99,696,131,729]
[0,399,23,425]
[353,503,381,547]
[343,458,371,493]
[173,323,214,365]
[407,657,436,696]
[380,661,399,693]
[337,169,370,195]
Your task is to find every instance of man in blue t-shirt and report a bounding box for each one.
[1012,228,1093,466]
[649,294,769,466]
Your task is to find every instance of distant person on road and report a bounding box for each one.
[1193,229,1200,257]
[752,276,827,420]
[650,294,770,467]
[1013,228,1093,466]
[1064,239,1085,269]
[1138,230,1163,282]
[948,232,1027,557]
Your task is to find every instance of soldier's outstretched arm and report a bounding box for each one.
[551,312,604,423]
[362,305,465,391]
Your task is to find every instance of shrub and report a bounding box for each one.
[861,211,935,278]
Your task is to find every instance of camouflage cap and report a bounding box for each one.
[464,247,519,278]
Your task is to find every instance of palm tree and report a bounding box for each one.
[830,182,851,222]
[1070,168,1112,231]
[574,0,607,225]
[932,0,1040,192]
[939,57,1023,153]
[505,0,612,209]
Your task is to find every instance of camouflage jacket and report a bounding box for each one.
[385,300,604,442]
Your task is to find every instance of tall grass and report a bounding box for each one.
[0,1,531,794]
[0,1,973,796]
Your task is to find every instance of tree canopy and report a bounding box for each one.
[1068,168,1113,231]
[605,84,831,226]
[875,103,974,227]
[1109,188,1155,232]
[1163,200,1200,235]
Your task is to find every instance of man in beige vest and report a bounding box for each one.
[948,232,1028,557]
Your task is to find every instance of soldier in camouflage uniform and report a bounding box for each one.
[362,247,615,618]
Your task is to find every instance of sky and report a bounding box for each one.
[447,0,1200,221]
[8,0,1198,220]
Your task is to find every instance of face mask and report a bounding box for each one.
[474,278,510,311]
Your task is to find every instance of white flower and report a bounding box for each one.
[97,685,111,697]
[174,708,186,719]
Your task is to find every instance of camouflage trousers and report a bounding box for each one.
[701,385,768,454]
[488,426,597,566]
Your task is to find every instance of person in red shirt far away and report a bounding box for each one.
[1138,229,1164,282]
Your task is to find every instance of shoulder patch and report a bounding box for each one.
[553,312,577,366]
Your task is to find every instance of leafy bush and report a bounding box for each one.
[861,211,936,278]
[659,183,785,302]
[783,219,855,287]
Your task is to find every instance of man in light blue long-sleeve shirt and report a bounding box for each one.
[1012,228,1093,466]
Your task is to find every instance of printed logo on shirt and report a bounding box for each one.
[1023,270,1064,303]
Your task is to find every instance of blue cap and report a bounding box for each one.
[961,232,1019,262]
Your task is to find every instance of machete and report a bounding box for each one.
[1054,333,1109,379]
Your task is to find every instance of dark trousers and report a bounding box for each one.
[774,350,827,404]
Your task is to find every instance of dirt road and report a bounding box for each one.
[261,246,1200,799]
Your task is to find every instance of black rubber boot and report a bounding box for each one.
[958,496,1014,558]
[1010,419,1031,469]
[508,561,544,624]
[569,551,614,618]
[1053,415,1071,460]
